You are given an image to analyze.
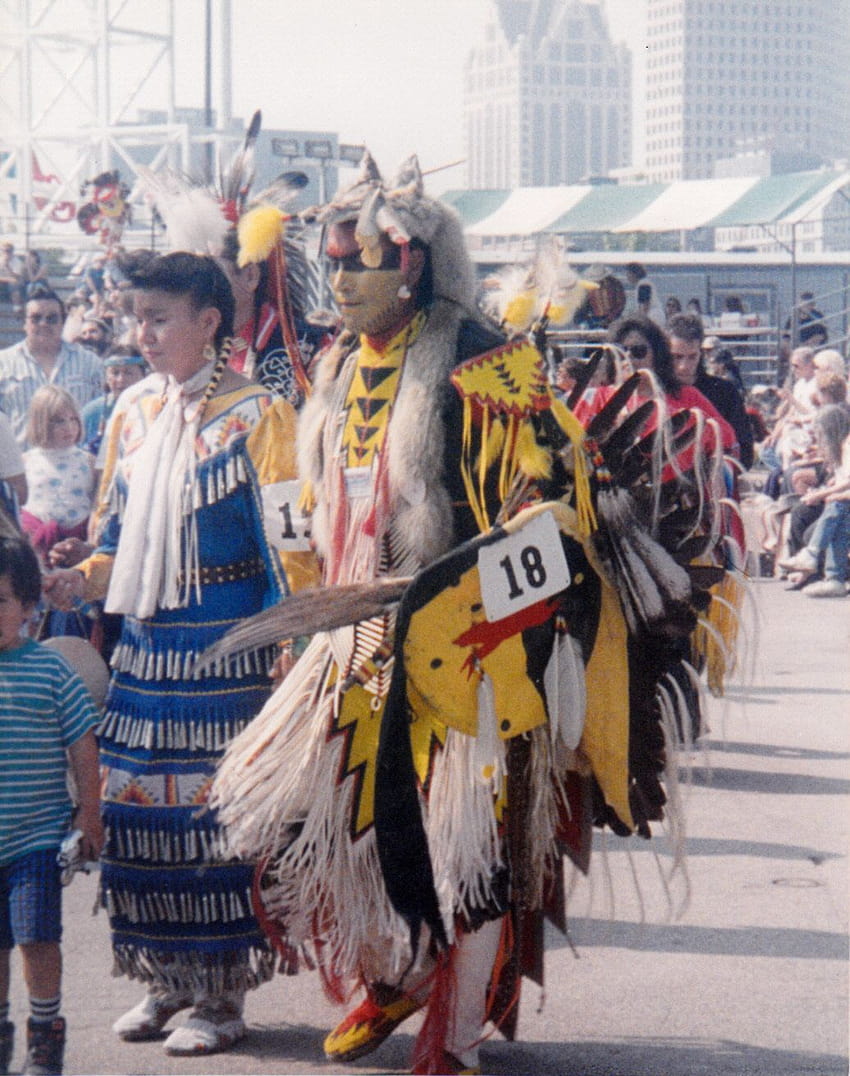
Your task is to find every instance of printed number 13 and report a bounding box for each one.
[498,544,547,600]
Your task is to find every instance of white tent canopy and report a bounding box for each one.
[612,176,758,233]
[465,185,588,237]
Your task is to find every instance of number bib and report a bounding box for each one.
[261,479,312,551]
[477,509,571,622]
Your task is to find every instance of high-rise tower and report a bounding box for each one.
[644,0,850,182]
[464,0,631,189]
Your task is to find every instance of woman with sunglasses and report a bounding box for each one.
[575,314,738,461]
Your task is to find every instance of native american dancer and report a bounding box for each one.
[209,155,743,1075]
[45,252,317,1057]
[142,110,327,410]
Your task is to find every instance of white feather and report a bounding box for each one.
[543,631,587,749]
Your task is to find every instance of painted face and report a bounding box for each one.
[326,221,414,338]
[670,336,701,387]
[134,290,220,381]
[105,362,145,395]
[0,574,35,652]
[24,299,64,352]
[618,330,655,374]
[47,405,80,450]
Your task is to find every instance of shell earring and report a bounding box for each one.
[397,284,412,300]
[202,343,217,362]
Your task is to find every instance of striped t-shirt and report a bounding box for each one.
[0,638,100,866]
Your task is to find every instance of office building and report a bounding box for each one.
[645,0,850,182]
[463,0,631,188]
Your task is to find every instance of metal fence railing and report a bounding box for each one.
[544,325,782,388]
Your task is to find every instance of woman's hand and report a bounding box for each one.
[48,537,93,568]
[43,569,85,611]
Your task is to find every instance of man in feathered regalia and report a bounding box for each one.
[210,153,741,1075]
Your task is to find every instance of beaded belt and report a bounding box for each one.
[177,556,265,586]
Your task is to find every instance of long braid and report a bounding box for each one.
[196,337,232,423]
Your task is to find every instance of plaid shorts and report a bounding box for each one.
[0,848,63,948]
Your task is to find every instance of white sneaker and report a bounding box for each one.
[803,578,847,598]
[778,548,818,574]
[163,1003,245,1056]
[112,991,192,1041]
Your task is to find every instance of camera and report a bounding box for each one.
[57,829,90,886]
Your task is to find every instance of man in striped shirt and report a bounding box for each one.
[0,287,104,448]
[0,536,103,1075]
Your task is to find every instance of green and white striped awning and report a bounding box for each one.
[440,170,850,237]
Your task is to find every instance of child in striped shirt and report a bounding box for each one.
[0,536,103,1075]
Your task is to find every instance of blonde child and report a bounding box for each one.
[20,387,96,563]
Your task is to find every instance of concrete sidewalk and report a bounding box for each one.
[7,577,849,1075]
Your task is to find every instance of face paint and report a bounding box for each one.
[326,221,413,338]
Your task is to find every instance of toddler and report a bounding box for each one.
[0,535,103,1075]
[20,387,96,563]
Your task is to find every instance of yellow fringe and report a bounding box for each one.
[694,571,745,694]
[297,480,316,515]
[482,417,506,469]
[460,399,491,534]
[550,398,597,538]
[237,204,286,267]
[498,416,518,505]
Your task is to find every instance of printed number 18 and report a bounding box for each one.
[498,544,547,600]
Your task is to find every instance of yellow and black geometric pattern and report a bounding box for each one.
[341,311,426,467]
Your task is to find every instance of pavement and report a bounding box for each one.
[7,576,849,1076]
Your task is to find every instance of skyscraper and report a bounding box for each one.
[645,0,850,182]
[463,1,631,189]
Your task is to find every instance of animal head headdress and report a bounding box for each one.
[304,151,477,314]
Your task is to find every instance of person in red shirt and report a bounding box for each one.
[574,313,739,463]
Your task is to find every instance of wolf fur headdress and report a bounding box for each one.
[303,151,478,316]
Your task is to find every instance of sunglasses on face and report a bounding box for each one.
[27,313,61,325]
[622,342,649,360]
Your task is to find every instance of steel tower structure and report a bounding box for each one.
[0,0,235,237]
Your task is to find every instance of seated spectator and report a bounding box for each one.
[785,291,827,347]
[75,315,113,358]
[102,246,130,291]
[686,297,703,317]
[801,323,829,349]
[99,282,137,346]
[813,370,849,410]
[745,387,776,445]
[0,241,24,311]
[664,296,682,323]
[62,291,95,343]
[80,347,146,460]
[81,251,108,309]
[708,347,746,397]
[813,348,846,379]
[760,348,820,483]
[779,404,850,596]
[19,249,49,298]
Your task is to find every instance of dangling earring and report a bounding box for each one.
[397,284,412,300]
[202,343,217,363]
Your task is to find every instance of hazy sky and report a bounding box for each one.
[175,0,646,189]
